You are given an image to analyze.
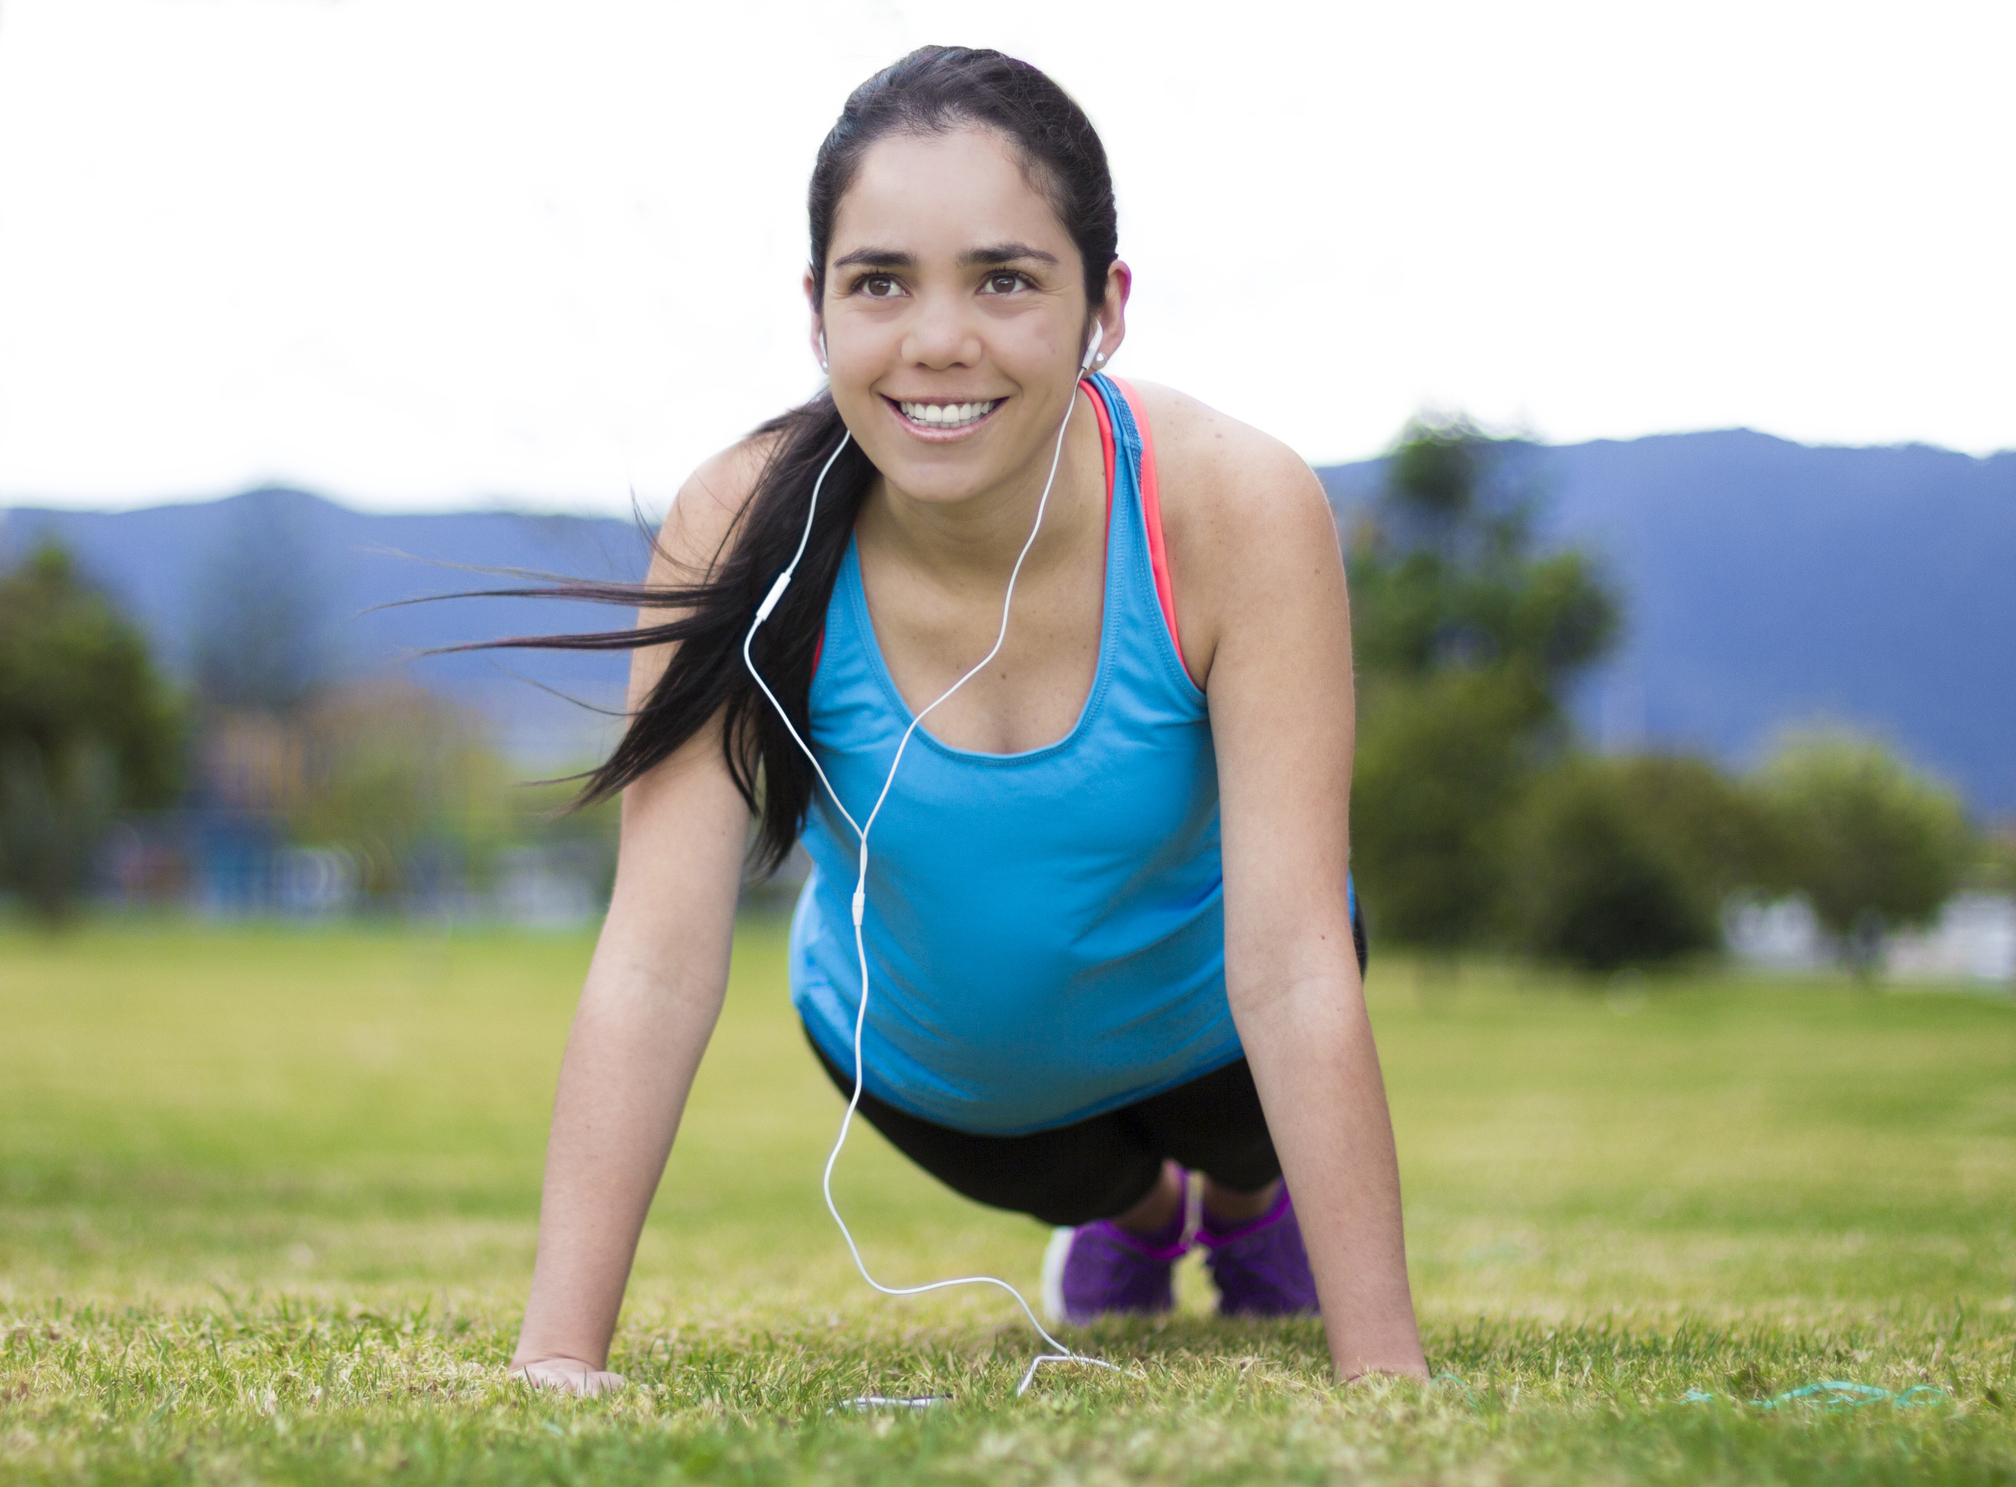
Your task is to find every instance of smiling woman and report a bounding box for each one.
[459,46,1423,1399]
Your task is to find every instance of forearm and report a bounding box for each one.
[511,938,728,1370]
[1234,971,1426,1382]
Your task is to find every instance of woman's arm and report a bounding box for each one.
[511,449,767,1390]
[1160,395,1427,1383]
[509,734,749,1387]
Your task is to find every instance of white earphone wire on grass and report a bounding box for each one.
[743,328,1119,1398]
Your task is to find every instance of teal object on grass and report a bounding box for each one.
[1433,1374,1480,1407]
[1682,1381,1949,1410]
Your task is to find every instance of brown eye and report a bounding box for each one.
[983,272,1024,295]
[863,275,899,297]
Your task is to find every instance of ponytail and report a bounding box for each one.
[449,394,871,876]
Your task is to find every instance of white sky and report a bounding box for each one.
[2,0,2012,514]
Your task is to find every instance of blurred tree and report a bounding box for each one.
[1350,419,1618,691]
[1350,669,1532,952]
[287,679,516,906]
[1979,822,2016,896]
[192,493,333,713]
[1348,415,1621,951]
[1505,754,1771,972]
[1752,734,1973,974]
[0,545,182,923]
[1603,754,1784,904]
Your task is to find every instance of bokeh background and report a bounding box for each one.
[2,0,2011,974]
[2,6,2014,1482]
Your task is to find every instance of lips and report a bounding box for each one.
[887,397,1005,433]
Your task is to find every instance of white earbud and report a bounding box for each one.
[742,316,1124,1400]
[1080,323,1105,373]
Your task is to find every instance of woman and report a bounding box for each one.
[505,46,1426,1392]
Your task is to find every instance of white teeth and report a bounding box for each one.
[897,399,998,429]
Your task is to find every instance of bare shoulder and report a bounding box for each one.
[1122,382,1342,676]
[1124,381,1338,568]
[623,429,785,713]
[650,431,784,581]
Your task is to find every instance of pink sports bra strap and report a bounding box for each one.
[1085,377,1185,673]
[1113,378,1185,674]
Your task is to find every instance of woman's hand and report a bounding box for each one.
[512,1356,626,1395]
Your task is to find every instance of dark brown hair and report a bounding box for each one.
[457,47,1118,873]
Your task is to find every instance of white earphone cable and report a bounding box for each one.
[741,366,1119,1398]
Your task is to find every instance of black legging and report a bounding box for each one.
[805,893,1369,1227]
[808,1031,1279,1226]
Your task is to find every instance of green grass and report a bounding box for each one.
[2,919,2012,1484]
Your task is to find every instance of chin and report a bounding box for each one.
[875,449,1008,506]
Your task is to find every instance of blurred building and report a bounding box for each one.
[1726,891,2016,986]
[84,682,615,926]
[1883,893,2016,984]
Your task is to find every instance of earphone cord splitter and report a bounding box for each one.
[741,374,1122,1399]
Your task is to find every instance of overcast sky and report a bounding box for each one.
[2,0,2011,514]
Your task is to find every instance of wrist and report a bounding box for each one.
[511,1346,607,1372]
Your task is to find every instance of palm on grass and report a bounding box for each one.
[513,1358,624,1395]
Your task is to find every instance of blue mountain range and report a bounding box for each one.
[5,427,2011,815]
[0,490,653,767]
[1321,430,2015,816]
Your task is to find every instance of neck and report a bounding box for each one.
[860,385,1104,585]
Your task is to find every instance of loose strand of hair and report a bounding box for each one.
[428,395,871,876]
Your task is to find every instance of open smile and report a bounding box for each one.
[884,396,1005,435]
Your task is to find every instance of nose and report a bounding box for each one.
[903,291,981,370]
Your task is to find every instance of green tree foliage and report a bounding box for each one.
[1351,428,1617,701]
[1979,823,2016,896]
[285,680,517,903]
[1753,733,1973,971]
[1605,754,1784,903]
[1350,669,1533,951]
[1505,755,1773,971]
[0,545,182,922]
[1348,416,1620,949]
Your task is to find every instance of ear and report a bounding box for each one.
[804,269,826,371]
[1088,259,1133,371]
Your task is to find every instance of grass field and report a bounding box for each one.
[2,918,2012,1484]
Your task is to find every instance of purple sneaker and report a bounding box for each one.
[1198,1184,1319,1317]
[1041,1171,1192,1324]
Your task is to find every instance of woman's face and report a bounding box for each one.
[812,125,1127,506]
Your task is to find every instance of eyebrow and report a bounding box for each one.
[831,247,915,271]
[961,242,1059,268]
[829,242,1060,271]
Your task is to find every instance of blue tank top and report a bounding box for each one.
[788,374,1241,1135]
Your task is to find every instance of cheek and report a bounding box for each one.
[826,317,902,380]
[830,349,888,404]
[995,313,1078,378]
